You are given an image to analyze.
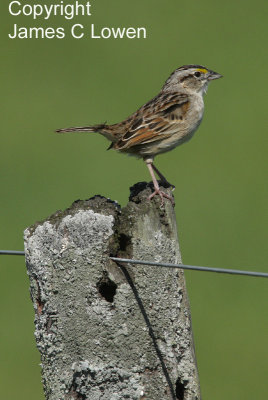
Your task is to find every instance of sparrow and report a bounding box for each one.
[56,65,222,205]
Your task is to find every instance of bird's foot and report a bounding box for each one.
[148,189,175,207]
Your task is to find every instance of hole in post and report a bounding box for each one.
[119,233,131,252]
[175,377,186,400]
[97,273,117,303]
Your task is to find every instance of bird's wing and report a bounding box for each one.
[113,92,190,150]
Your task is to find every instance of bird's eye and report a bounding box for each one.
[194,71,201,77]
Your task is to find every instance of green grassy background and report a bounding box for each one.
[1,0,267,398]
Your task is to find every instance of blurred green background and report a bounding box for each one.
[1,0,267,398]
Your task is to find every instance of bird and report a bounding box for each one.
[56,65,222,205]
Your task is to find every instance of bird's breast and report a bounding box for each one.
[185,93,204,132]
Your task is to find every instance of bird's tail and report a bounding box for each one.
[55,124,106,134]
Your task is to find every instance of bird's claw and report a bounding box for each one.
[148,189,175,207]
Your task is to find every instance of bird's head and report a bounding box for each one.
[162,65,222,94]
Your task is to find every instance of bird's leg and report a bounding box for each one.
[151,164,175,190]
[145,159,175,206]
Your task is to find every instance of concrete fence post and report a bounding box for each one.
[24,182,201,400]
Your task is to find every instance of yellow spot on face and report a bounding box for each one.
[197,68,208,74]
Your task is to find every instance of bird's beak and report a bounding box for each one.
[208,70,223,80]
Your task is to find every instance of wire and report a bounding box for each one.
[1,250,267,278]
[0,250,25,256]
[111,257,268,278]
